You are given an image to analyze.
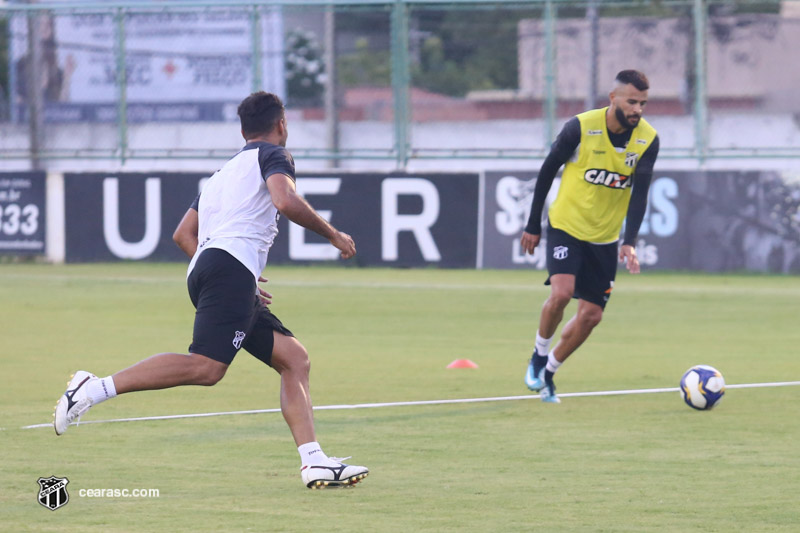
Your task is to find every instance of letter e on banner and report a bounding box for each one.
[289,178,342,260]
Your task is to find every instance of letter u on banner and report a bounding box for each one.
[103,177,161,260]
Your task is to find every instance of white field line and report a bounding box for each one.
[18,381,800,431]
[3,272,800,296]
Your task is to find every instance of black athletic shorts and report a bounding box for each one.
[545,226,618,309]
[187,248,294,366]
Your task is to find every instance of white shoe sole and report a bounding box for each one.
[54,371,95,435]
[302,465,369,489]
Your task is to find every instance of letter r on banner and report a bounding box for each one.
[381,178,441,262]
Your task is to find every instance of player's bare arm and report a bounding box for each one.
[173,208,199,257]
[266,172,356,259]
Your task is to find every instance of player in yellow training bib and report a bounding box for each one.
[519,70,660,404]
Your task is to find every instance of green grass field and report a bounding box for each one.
[2,264,800,532]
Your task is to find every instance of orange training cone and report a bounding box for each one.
[447,359,479,369]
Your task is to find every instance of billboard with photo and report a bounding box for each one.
[10,5,285,122]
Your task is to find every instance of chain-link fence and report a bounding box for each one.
[1,0,798,169]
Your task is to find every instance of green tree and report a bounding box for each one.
[337,37,391,87]
[334,8,532,96]
[285,30,325,107]
[411,8,537,97]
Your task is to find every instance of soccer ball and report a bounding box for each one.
[680,365,725,410]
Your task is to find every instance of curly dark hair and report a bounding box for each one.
[237,91,285,138]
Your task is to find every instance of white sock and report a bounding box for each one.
[535,331,553,357]
[298,441,329,467]
[86,376,117,405]
[546,352,562,374]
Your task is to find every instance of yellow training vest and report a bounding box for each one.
[547,107,657,243]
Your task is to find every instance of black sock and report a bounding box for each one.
[544,369,555,386]
[532,351,547,371]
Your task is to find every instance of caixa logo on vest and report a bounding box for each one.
[37,476,70,511]
[583,169,631,189]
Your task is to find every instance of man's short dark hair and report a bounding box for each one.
[238,91,285,138]
[615,70,649,92]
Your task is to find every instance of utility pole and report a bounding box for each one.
[26,9,44,170]
[585,0,599,111]
[323,5,339,169]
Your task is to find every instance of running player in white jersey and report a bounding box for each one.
[53,92,368,489]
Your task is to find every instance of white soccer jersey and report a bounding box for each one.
[187,142,296,281]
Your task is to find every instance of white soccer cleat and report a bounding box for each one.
[301,457,369,489]
[540,379,561,404]
[54,371,97,435]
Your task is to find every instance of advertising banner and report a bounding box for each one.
[681,171,800,273]
[269,173,480,268]
[63,172,481,268]
[482,170,685,270]
[64,172,206,262]
[0,172,46,254]
[481,170,800,273]
[10,5,285,122]
[61,169,799,273]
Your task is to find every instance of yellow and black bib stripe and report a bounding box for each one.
[548,108,657,243]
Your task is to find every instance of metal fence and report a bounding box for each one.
[1,0,797,168]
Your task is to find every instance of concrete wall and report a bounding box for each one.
[2,111,799,173]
